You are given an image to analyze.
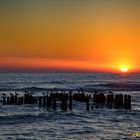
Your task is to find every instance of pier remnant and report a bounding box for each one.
[0,91,132,111]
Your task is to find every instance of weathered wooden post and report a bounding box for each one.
[69,91,72,111]
[114,95,119,109]
[93,93,98,103]
[107,94,114,104]
[34,97,37,104]
[124,94,131,109]
[124,94,128,109]
[14,94,18,105]
[119,94,124,108]
[127,95,131,109]
[61,94,68,111]
[3,96,6,105]
[17,97,20,105]
[39,97,42,107]
[52,93,57,110]
[86,95,90,111]
[21,96,24,105]
[7,97,10,105]
[47,94,52,110]
[43,96,46,107]
[24,94,27,104]
[10,94,14,105]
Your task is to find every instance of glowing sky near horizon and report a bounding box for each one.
[0,0,140,72]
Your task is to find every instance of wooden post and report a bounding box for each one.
[7,97,10,105]
[69,92,72,111]
[124,94,128,109]
[127,95,131,109]
[52,93,57,110]
[39,97,42,107]
[43,96,46,107]
[14,94,18,105]
[86,95,90,111]
[3,97,6,105]
[61,94,68,111]
[47,95,52,111]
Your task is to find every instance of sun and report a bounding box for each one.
[120,67,128,72]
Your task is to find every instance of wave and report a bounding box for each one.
[44,80,70,84]
[82,82,140,91]
[0,113,49,125]
[0,82,140,92]
[100,82,140,91]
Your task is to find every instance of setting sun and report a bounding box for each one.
[121,67,128,73]
[0,0,140,73]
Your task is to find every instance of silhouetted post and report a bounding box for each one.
[32,96,34,104]
[26,94,30,104]
[89,94,91,103]
[7,97,10,105]
[86,95,90,111]
[114,95,119,109]
[18,97,23,105]
[39,97,42,107]
[18,97,20,105]
[3,97,6,105]
[28,95,32,104]
[25,94,28,104]
[29,95,32,104]
[52,94,57,110]
[107,94,114,105]
[127,95,131,109]
[34,97,37,104]
[14,94,18,105]
[46,95,49,110]
[24,94,27,104]
[98,93,106,103]
[124,94,128,109]
[43,96,46,107]
[69,91,72,111]
[21,97,24,105]
[61,94,68,111]
[107,95,113,108]
[114,94,123,109]
[93,93,97,103]
[47,95,52,111]
[10,94,14,105]
[120,94,124,108]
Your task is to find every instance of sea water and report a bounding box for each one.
[0,73,140,140]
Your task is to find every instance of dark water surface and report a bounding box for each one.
[0,73,140,140]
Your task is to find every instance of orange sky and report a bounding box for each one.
[0,0,140,73]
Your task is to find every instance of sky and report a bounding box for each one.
[0,0,140,73]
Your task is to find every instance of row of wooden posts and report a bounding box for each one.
[2,91,131,111]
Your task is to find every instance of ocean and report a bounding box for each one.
[0,73,140,140]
